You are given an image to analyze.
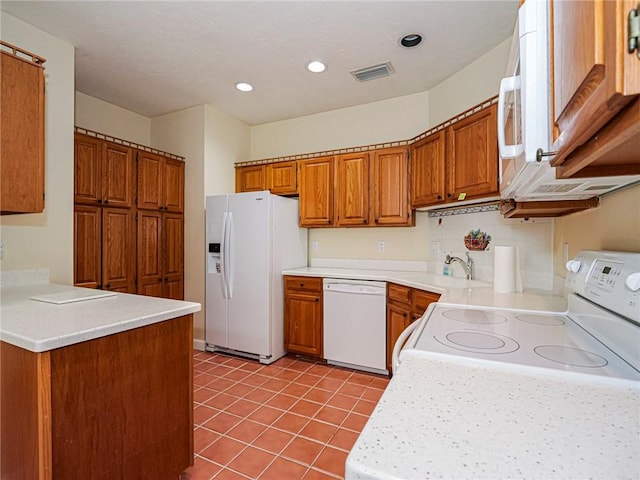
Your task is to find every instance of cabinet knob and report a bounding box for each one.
[97,199,103,204]
[104,199,109,204]
[299,282,304,287]
[437,195,442,200]
[105,284,111,289]
[447,193,452,198]
[403,312,407,317]
[315,298,319,302]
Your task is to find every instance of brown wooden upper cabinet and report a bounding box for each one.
[0,43,45,215]
[372,147,413,226]
[236,161,298,195]
[335,152,370,226]
[549,0,640,177]
[74,133,135,208]
[298,156,335,227]
[411,104,498,208]
[137,151,185,213]
[267,161,297,195]
[235,164,266,193]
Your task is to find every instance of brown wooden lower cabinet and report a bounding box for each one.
[386,283,440,372]
[0,315,193,480]
[284,275,323,358]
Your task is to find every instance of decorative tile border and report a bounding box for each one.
[427,202,500,218]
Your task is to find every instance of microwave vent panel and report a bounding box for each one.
[533,183,581,194]
[351,62,395,82]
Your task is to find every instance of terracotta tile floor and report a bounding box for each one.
[181,351,389,480]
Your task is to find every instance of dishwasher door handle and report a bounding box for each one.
[324,283,386,295]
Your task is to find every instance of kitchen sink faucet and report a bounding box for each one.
[444,252,474,280]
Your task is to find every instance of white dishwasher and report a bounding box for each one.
[323,278,387,375]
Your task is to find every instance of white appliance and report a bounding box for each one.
[205,191,307,364]
[323,278,387,375]
[498,1,640,201]
[393,250,640,386]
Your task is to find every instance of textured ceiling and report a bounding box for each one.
[2,1,518,126]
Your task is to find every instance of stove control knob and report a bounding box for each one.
[565,260,582,273]
[625,272,640,292]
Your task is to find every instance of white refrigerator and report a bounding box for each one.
[205,191,307,364]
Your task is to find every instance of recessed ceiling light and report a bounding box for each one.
[235,82,253,92]
[307,61,327,73]
[400,34,423,48]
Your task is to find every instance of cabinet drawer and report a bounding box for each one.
[412,290,440,316]
[387,283,411,305]
[285,276,322,292]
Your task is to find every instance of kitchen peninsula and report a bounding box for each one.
[0,281,200,479]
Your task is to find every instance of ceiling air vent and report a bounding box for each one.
[351,62,395,82]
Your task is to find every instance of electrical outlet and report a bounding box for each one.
[431,241,440,253]
[378,241,385,252]
[563,242,569,263]
[311,240,318,251]
[0,240,4,259]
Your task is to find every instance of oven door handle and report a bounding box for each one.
[392,320,421,375]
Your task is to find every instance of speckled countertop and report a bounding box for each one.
[1,283,201,352]
[282,267,568,312]
[346,353,640,480]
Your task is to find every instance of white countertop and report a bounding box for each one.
[283,266,568,312]
[1,283,201,352]
[346,352,640,480]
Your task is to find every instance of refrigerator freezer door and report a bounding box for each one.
[227,192,271,356]
[205,195,229,347]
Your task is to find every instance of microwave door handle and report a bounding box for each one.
[498,76,523,159]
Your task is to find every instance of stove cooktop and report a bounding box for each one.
[407,302,640,382]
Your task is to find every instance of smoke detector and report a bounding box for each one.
[350,62,395,82]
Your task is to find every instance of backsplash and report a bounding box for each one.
[427,211,554,290]
[0,269,50,288]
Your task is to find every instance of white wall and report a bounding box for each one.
[0,14,75,283]
[250,91,429,160]
[428,37,510,126]
[75,91,151,145]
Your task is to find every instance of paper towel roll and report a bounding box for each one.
[494,245,522,293]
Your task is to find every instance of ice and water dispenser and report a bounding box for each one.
[208,243,222,274]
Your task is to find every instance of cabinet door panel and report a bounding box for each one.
[372,147,412,226]
[74,205,101,289]
[137,210,163,296]
[284,292,323,357]
[235,165,266,193]
[267,161,297,195]
[410,131,446,207]
[550,0,640,167]
[386,302,411,373]
[74,134,102,205]
[298,156,335,227]
[163,213,184,300]
[103,143,134,208]
[164,159,185,213]
[137,152,164,210]
[0,50,45,214]
[102,208,135,292]
[336,152,369,226]
[446,104,498,200]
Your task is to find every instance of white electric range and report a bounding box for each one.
[347,250,640,480]
[394,250,640,385]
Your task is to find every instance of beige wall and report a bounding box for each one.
[553,184,640,277]
[428,38,510,126]
[150,104,249,342]
[250,39,510,263]
[0,14,75,283]
[250,92,429,160]
[75,91,151,145]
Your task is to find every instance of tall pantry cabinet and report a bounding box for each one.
[74,130,185,300]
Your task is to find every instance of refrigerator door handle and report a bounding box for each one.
[226,212,234,299]
[220,212,229,299]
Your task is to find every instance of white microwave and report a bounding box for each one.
[498,0,640,201]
